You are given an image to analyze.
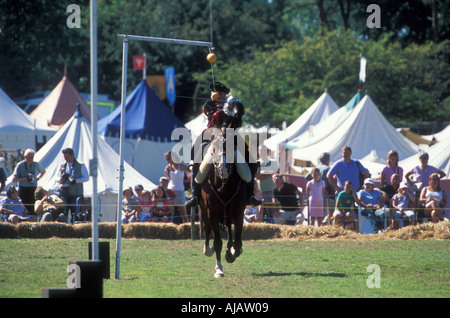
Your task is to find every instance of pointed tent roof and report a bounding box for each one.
[285,91,363,150]
[32,109,156,197]
[30,77,92,128]
[98,79,185,141]
[289,95,420,164]
[264,91,339,151]
[0,86,55,150]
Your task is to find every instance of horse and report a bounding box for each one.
[197,119,248,278]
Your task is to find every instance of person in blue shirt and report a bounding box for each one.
[358,178,386,233]
[327,145,370,193]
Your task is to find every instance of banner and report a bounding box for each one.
[165,67,176,106]
[133,56,145,70]
[359,57,367,83]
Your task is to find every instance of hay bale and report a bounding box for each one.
[177,223,201,239]
[16,222,75,238]
[242,223,282,240]
[0,222,18,238]
[72,222,119,239]
[73,223,92,238]
[385,222,450,240]
[123,223,178,239]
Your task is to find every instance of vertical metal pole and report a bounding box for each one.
[115,36,128,280]
[143,53,146,80]
[90,0,99,261]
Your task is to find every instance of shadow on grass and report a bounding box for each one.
[252,271,347,278]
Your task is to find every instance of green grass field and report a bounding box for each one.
[0,238,449,298]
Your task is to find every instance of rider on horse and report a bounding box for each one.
[185,81,262,209]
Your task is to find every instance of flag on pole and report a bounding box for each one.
[359,57,367,83]
[165,67,176,106]
[133,56,146,70]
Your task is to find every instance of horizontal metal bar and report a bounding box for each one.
[118,34,212,47]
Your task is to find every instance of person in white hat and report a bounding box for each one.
[392,182,416,229]
[357,178,386,233]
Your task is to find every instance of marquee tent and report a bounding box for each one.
[30,76,93,128]
[98,79,186,184]
[264,91,339,152]
[19,109,156,221]
[285,91,363,152]
[0,86,55,153]
[288,95,420,173]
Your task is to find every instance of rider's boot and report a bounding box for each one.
[186,163,201,208]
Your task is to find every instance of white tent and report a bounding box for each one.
[264,91,339,151]
[264,91,340,173]
[288,95,420,172]
[17,110,156,221]
[185,113,208,143]
[0,87,55,152]
[422,124,450,143]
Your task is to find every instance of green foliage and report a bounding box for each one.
[208,29,449,128]
[0,0,448,128]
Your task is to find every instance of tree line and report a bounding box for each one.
[0,0,448,129]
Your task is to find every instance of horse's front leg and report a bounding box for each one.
[213,226,224,278]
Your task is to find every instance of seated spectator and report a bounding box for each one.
[419,173,447,223]
[358,178,386,234]
[152,186,171,222]
[244,183,263,224]
[159,177,176,221]
[272,174,304,225]
[380,150,404,187]
[121,187,140,224]
[0,186,37,224]
[392,182,416,229]
[379,173,401,221]
[138,190,153,222]
[333,181,360,230]
[133,184,144,201]
[405,151,446,190]
[34,186,67,223]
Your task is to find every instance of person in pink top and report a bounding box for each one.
[380,150,404,187]
[306,168,325,226]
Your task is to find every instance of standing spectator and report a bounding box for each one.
[419,173,447,223]
[0,186,37,224]
[392,182,416,229]
[358,178,386,233]
[12,149,46,215]
[34,186,67,223]
[306,152,334,223]
[272,174,304,225]
[256,144,279,223]
[121,187,140,224]
[327,146,370,193]
[58,148,89,217]
[306,167,325,226]
[164,151,189,223]
[333,181,360,230]
[405,151,446,189]
[380,150,404,187]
